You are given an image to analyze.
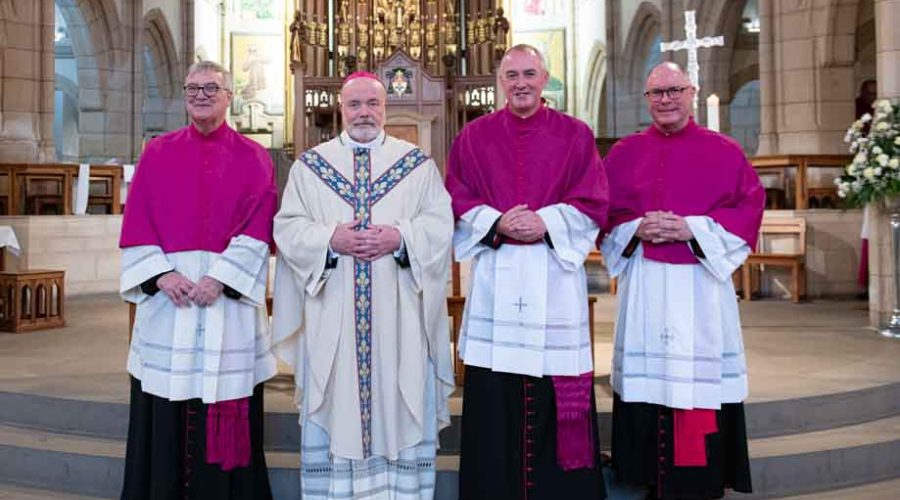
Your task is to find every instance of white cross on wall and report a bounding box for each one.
[659,10,725,111]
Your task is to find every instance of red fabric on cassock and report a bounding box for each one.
[604,119,765,264]
[206,398,251,471]
[551,372,595,471]
[673,409,718,467]
[119,122,276,252]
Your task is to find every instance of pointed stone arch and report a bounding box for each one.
[54,0,123,161]
[612,1,662,136]
[143,8,180,100]
[52,0,145,162]
[55,0,121,100]
[583,42,606,136]
[622,2,663,86]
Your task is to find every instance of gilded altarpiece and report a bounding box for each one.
[287,0,508,165]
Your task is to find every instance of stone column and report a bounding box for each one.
[757,0,777,154]
[0,0,56,162]
[291,63,307,156]
[868,0,900,328]
[756,0,856,155]
[875,0,900,100]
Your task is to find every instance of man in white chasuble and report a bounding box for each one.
[272,71,455,500]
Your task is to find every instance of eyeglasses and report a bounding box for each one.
[183,83,228,97]
[643,86,691,101]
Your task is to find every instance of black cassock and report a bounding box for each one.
[120,377,273,500]
[458,365,607,500]
[611,392,753,500]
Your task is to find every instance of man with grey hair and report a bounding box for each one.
[271,71,455,499]
[119,60,276,499]
[447,44,608,499]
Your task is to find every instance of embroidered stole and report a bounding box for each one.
[301,146,427,456]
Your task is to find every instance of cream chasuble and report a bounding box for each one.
[272,132,455,463]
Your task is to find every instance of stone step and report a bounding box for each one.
[743,414,900,499]
[3,413,900,499]
[0,423,458,500]
[766,477,900,499]
[3,379,900,454]
[0,483,107,499]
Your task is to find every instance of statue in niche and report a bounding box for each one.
[289,10,307,64]
[337,2,351,47]
[494,8,509,52]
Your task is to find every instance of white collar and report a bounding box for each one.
[340,130,386,149]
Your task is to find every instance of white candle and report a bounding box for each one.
[707,94,720,132]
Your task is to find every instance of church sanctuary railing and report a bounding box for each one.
[750,155,852,210]
[0,164,124,216]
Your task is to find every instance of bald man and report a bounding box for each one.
[600,62,763,499]
[272,72,455,499]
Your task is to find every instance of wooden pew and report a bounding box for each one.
[0,163,124,215]
[740,216,807,303]
[750,155,850,210]
[84,165,123,214]
[0,164,76,215]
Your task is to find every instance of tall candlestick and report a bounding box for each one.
[707,94,720,132]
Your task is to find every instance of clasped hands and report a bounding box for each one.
[157,273,223,308]
[498,204,547,243]
[636,210,693,243]
[330,219,402,261]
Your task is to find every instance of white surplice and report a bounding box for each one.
[454,203,599,377]
[120,235,276,403]
[601,216,750,410]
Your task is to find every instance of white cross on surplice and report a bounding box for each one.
[659,10,724,110]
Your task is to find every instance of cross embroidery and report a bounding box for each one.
[513,297,528,313]
[302,146,427,457]
[660,327,675,344]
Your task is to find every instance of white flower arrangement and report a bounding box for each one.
[836,99,900,206]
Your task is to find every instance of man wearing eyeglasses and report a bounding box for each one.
[446,44,608,499]
[600,62,763,499]
[119,60,276,500]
